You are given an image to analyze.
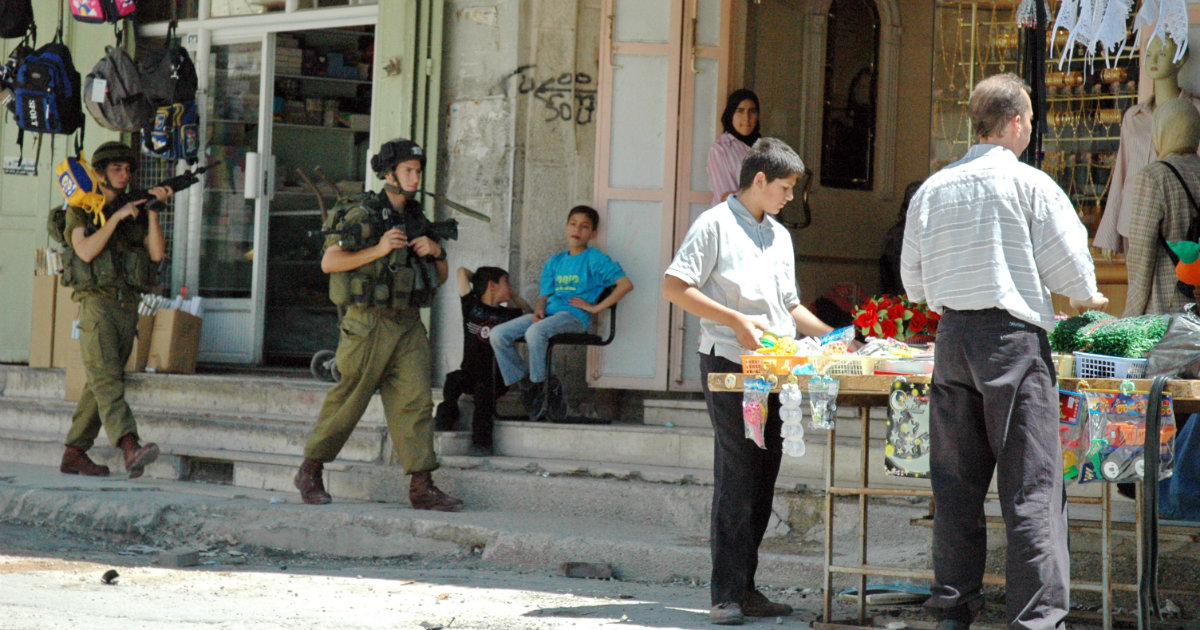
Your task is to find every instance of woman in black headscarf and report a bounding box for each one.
[706,89,761,204]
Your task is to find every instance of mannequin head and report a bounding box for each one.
[1146,36,1188,82]
[1152,96,1200,158]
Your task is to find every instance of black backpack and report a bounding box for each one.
[0,34,34,114]
[0,0,33,39]
[138,21,197,106]
[83,45,153,132]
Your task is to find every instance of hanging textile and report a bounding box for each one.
[1133,0,1190,64]
[1050,0,1135,68]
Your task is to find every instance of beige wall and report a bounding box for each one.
[0,5,125,362]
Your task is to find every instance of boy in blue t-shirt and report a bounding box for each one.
[490,205,633,417]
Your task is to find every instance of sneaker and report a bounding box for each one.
[741,589,793,617]
[710,602,744,625]
[434,401,460,431]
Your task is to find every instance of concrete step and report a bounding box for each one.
[0,396,390,464]
[0,365,394,424]
[0,462,855,585]
[642,398,709,428]
[0,429,806,537]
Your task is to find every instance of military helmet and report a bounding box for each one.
[370,138,425,179]
[91,141,139,173]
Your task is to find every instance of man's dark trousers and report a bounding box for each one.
[700,350,783,607]
[442,362,507,449]
[928,309,1069,630]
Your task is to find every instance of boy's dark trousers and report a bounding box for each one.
[699,350,783,607]
[441,361,507,449]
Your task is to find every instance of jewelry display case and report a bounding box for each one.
[930,0,1140,241]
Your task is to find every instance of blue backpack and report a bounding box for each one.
[13,38,84,135]
[141,100,198,163]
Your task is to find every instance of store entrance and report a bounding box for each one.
[262,26,374,366]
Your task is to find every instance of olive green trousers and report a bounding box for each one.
[303,306,438,473]
[64,295,139,450]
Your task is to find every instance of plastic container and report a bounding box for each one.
[1072,351,1148,379]
[875,359,934,375]
[740,355,807,375]
[808,355,876,376]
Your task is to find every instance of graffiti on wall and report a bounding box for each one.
[502,64,596,125]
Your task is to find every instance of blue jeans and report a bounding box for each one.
[490,312,585,385]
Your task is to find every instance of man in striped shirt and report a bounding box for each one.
[901,73,1108,630]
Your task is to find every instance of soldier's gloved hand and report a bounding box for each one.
[376,227,408,255]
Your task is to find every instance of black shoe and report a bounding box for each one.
[524,382,546,420]
[435,401,460,431]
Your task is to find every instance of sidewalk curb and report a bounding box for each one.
[0,464,823,585]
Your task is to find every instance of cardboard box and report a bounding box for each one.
[147,309,202,374]
[125,314,156,373]
[51,286,77,369]
[29,274,58,368]
[64,337,85,402]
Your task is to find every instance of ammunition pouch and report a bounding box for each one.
[60,245,156,295]
[124,249,156,292]
[60,247,96,291]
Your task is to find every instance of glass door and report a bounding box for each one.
[196,37,269,364]
[264,27,374,364]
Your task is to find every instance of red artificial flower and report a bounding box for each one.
[879,318,899,338]
[886,301,907,321]
[853,302,879,333]
[908,309,928,334]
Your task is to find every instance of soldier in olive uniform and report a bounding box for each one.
[294,138,463,511]
[60,142,172,478]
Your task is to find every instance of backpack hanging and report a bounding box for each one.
[0,29,35,114]
[0,0,34,39]
[141,100,198,163]
[139,20,197,106]
[83,45,153,132]
[69,0,136,24]
[13,35,84,135]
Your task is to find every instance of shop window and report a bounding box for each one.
[819,0,879,190]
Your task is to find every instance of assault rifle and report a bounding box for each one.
[107,160,220,217]
[316,201,459,252]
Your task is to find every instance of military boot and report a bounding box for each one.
[60,446,110,476]
[294,459,332,505]
[409,471,464,511]
[117,434,159,479]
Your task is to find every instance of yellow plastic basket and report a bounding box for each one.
[740,355,807,375]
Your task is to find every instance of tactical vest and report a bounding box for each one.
[53,204,156,296]
[325,192,437,309]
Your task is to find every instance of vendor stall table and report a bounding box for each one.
[707,373,1200,630]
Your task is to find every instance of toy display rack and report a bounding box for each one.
[707,373,1200,630]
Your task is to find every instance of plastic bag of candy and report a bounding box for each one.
[743,375,770,449]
